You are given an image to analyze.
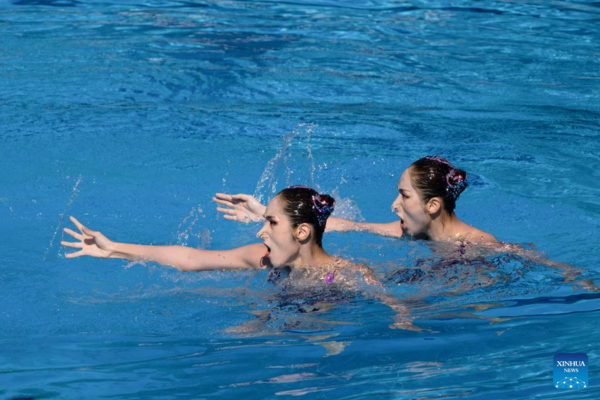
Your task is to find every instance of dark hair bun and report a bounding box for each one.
[277,186,336,247]
[411,156,469,214]
[445,168,468,199]
[312,193,335,225]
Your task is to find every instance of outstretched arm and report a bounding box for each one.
[62,216,268,272]
[326,218,403,238]
[495,242,579,281]
[213,192,403,238]
[495,242,598,290]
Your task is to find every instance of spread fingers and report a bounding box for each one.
[212,197,233,207]
[63,227,83,240]
[214,193,233,201]
[65,250,84,258]
[69,216,86,232]
[61,241,83,249]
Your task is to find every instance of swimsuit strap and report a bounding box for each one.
[324,257,343,284]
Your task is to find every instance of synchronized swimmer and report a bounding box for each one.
[62,155,595,332]
[214,156,588,282]
[62,186,414,330]
[214,156,496,245]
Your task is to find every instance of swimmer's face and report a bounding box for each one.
[391,168,430,236]
[256,196,301,267]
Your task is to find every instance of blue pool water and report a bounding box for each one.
[1,0,600,398]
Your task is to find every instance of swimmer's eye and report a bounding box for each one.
[269,220,277,226]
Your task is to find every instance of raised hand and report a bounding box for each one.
[213,193,266,223]
[61,216,115,259]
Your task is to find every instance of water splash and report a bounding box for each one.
[124,259,148,270]
[305,124,319,191]
[123,206,212,270]
[329,188,365,222]
[45,175,82,261]
[253,123,317,203]
[173,205,211,249]
[251,123,364,222]
[222,159,231,190]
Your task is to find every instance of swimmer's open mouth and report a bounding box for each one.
[264,243,271,255]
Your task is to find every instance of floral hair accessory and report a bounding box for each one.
[445,168,468,200]
[425,155,468,200]
[311,193,333,227]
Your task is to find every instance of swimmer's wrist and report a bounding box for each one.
[107,242,156,263]
[107,242,126,259]
[253,204,267,221]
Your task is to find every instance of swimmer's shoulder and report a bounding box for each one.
[335,258,364,273]
[466,227,498,245]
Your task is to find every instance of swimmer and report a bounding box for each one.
[62,186,416,330]
[214,156,494,243]
[214,156,592,284]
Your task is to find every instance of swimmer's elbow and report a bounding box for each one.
[178,248,209,272]
[175,260,196,272]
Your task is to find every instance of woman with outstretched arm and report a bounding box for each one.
[63,186,419,330]
[215,156,594,287]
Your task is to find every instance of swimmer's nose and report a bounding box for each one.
[256,226,266,239]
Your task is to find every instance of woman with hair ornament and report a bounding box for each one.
[62,186,418,330]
